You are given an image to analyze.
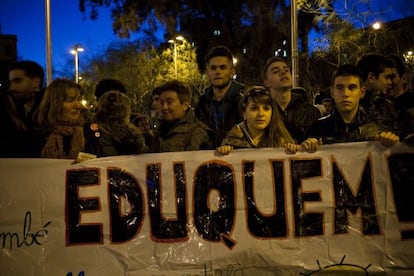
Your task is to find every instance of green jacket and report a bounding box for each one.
[152,110,212,152]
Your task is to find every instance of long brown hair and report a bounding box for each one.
[35,78,82,130]
[240,86,294,147]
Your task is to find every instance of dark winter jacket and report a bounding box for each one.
[195,81,245,147]
[84,122,147,157]
[308,108,381,144]
[276,93,321,143]
[393,90,414,139]
[152,109,212,152]
[393,90,414,118]
[220,122,258,149]
[0,90,44,157]
[361,90,398,132]
[400,106,414,142]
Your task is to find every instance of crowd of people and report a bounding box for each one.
[0,45,412,161]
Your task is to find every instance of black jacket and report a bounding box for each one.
[84,122,146,157]
[195,81,245,147]
[308,108,381,144]
[361,90,398,132]
[0,90,43,157]
[276,93,321,143]
[393,91,414,139]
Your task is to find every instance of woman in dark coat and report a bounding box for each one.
[84,91,147,157]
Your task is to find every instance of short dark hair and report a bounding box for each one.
[262,56,289,81]
[157,80,192,103]
[292,87,309,102]
[387,54,406,77]
[331,64,364,87]
[151,85,162,97]
[9,60,45,89]
[94,78,127,100]
[356,53,395,81]
[205,45,233,64]
[321,96,333,104]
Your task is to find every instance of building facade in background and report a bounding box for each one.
[0,30,17,92]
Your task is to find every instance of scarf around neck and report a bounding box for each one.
[41,118,84,159]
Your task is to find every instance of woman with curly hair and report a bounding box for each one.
[84,90,147,157]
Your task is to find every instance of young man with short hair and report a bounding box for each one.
[262,56,321,143]
[386,55,414,141]
[195,45,245,147]
[8,60,45,128]
[356,53,398,132]
[0,60,45,157]
[308,64,399,146]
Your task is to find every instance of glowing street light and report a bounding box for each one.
[168,36,184,78]
[70,44,84,83]
[403,50,414,68]
[372,21,381,30]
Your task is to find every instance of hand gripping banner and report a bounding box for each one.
[1,142,414,275]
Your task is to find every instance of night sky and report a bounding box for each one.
[1,0,413,78]
[0,0,125,73]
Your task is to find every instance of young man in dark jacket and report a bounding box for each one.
[262,56,321,143]
[0,60,45,157]
[308,64,399,147]
[195,46,245,147]
[386,54,414,141]
[356,53,398,132]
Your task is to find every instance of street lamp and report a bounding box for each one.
[403,51,414,63]
[168,36,184,78]
[372,21,381,30]
[70,44,84,83]
[368,21,381,51]
[403,50,414,71]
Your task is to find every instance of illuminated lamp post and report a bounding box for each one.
[372,21,381,30]
[70,44,84,83]
[403,50,414,72]
[168,36,184,78]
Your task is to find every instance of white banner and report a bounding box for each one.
[1,142,414,275]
